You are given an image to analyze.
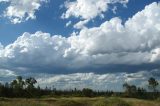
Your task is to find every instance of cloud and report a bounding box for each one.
[1,0,48,24]
[0,2,160,74]
[0,43,3,50]
[0,69,16,77]
[73,19,89,29]
[62,0,129,28]
[0,31,70,73]
[37,72,127,91]
[0,68,159,91]
[0,0,9,2]
[0,69,16,83]
[112,6,117,14]
[62,0,128,20]
[66,21,72,27]
[36,70,160,91]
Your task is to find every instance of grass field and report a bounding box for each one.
[0,97,160,106]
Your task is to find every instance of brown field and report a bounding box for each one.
[0,97,160,106]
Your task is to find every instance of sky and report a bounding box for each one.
[0,0,160,91]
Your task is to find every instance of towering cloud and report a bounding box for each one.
[0,2,160,74]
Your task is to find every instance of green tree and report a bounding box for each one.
[123,83,137,97]
[10,76,25,97]
[137,87,147,99]
[25,77,37,90]
[123,83,130,96]
[148,77,159,92]
[25,77,37,97]
[82,88,93,97]
[0,82,4,96]
[11,76,25,89]
[148,77,159,99]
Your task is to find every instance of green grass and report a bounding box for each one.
[0,97,159,106]
[92,97,130,106]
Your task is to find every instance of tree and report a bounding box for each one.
[137,87,147,99]
[4,82,11,97]
[148,77,159,99]
[25,77,37,97]
[82,88,93,97]
[25,77,37,90]
[10,76,25,97]
[123,83,130,96]
[11,76,25,89]
[123,83,137,97]
[0,82,4,96]
[148,77,159,92]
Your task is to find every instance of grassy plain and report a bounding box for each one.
[0,97,160,106]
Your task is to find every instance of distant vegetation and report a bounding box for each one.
[0,76,159,100]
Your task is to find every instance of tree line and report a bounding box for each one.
[0,76,159,99]
[122,77,159,99]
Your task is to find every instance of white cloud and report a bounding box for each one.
[0,43,3,50]
[66,21,72,27]
[0,0,9,2]
[0,31,70,72]
[0,69,16,77]
[112,6,117,14]
[37,72,126,91]
[1,0,48,24]
[150,48,160,62]
[73,19,89,29]
[64,2,160,62]
[0,2,160,90]
[36,70,160,91]
[62,0,129,27]
[62,0,128,20]
[0,2,160,73]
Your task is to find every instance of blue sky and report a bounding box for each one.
[0,0,160,90]
[0,0,159,45]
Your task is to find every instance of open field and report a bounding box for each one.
[0,97,160,106]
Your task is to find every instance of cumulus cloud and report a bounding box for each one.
[0,2,160,73]
[0,31,71,73]
[62,0,128,20]
[1,0,48,24]
[69,1,160,55]
[62,0,129,28]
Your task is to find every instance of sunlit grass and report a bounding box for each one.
[0,97,159,106]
